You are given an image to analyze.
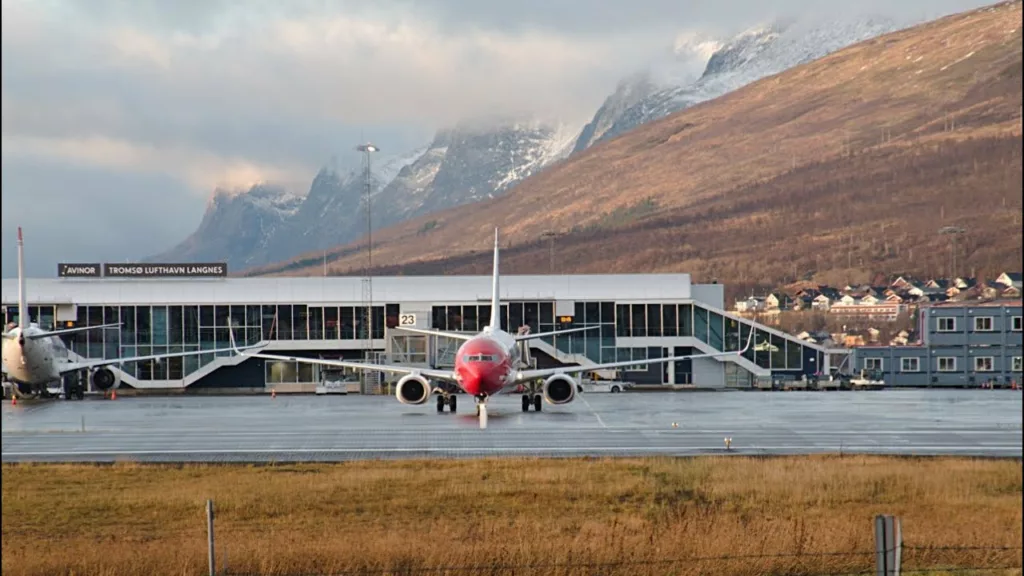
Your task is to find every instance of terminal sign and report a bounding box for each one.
[57,263,102,278]
[102,263,228,278]
[398,313,417,327]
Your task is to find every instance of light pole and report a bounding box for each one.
[540,230,560,274]
[357,142,378,385]
[938,226,966,279]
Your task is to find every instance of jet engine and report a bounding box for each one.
[91,367,121,391]
[395,373,432,405]
[542,374,577,405]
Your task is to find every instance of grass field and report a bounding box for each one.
[2,456,1021,576]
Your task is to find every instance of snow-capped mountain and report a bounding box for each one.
[377,118,578,226]
[576,15,904,151]
[151,11,920,273]
[149,118,580,271]
[146,184,302,268]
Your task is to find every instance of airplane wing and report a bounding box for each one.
[234,349,457,382]
[392,327,474,341]
[227,328,457,382]
[513,330,755,382]
[2,323,122,340]
[513,325,599,341]
[58,343,266,374]
[27,322,122,340]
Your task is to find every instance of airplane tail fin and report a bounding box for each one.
[488,227,501,330]
[17,226,27,330]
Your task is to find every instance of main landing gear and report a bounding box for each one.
[521,382,542,412]
[436,393,457,413]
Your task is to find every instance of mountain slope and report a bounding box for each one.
[574,16,906,153]
[147,185,301,267]
[150,118,579,270]
[250,0,1024,286]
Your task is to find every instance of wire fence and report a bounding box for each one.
[208,550,1022,576]
[193,502,1023,576]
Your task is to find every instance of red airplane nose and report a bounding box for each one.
[460,364,484,395]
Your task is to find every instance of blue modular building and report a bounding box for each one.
[852,300,1023,387]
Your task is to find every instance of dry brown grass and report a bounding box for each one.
[248,0,1023,287]
[2,456,1021,576]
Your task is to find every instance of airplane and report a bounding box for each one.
[2,226,262,400]
[230,227,752,419]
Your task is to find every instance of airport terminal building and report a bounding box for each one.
[2,268,841,392]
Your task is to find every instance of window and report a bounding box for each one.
[973,316,993,332]
[937,317,956,332]
[1013,316,1022,332]
[900,357,920,372]
[974,357,994,372]
[937,357,956,372]
[623,347,648,372]
[1012,357,1022,372]
[865,358,882,371]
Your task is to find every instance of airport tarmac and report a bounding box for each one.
[2,389,1021,463]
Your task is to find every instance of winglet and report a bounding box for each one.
[739,328,755,354]
[228,323,247,356]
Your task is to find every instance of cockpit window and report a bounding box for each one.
[462,354,498,363]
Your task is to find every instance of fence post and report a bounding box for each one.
[875,515,902,576]
[207,499,216,576]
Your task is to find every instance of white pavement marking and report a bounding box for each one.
[577,394,608,429]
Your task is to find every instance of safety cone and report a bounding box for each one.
[11,395,16,406]
[111,390,117,400]
[271,389,276,399]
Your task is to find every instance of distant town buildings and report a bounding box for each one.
[734,271,1022,347]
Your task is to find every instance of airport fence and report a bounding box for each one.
[199,501,1022,576]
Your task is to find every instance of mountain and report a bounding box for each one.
[573,15,907,153]
[375,118,578,228]
[149,118,579,270]
[249,0,1024,290]
[146,184,302,268]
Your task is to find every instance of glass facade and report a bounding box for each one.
[3,298,821,382]
[2,303,397,382]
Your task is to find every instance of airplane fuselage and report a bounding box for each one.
[452,328,518,397]
[2,324,68,386]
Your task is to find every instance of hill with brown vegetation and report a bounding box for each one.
[246,0,1023,291]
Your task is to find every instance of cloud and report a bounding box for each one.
[0,0,998,276]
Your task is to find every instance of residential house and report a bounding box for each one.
[812,294,832,311]
[903,284,926,298]
[953,277,978,290]
[890,276,922,291]
[925,279,949,290]
[1003,285,1022,298]
[890,330,911,346]
[829,299,906,321]
[995,272,1023,290]
[765,292,793,311]
[734,296,765,313]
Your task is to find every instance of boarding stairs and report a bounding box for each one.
[689,338,770,378]
[520,329,615,378]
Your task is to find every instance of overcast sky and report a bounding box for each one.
[0,0,995,278]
